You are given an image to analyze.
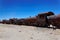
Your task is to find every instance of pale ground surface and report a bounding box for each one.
[0,24,60,40]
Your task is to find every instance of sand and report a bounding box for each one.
[0,24,60,40]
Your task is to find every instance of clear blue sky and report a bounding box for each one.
[0,0,60,20]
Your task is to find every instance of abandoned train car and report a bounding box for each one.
[1,12,55,27]
[1,12,60,29]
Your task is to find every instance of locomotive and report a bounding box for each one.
[1,12,60,28]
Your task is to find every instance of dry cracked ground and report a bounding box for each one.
[0,24,60,40]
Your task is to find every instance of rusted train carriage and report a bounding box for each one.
[35,12,54,27]
[3,12,60,29]
[1,12,54,27]
[18,12,54,27]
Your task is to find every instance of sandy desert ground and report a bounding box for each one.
[0,24,60,40]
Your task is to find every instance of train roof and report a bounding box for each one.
[38,12,54,16]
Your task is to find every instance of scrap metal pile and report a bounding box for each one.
[0,12,60,28]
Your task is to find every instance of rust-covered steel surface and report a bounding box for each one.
[1,12,60,29]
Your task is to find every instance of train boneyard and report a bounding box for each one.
[1,12,60,29]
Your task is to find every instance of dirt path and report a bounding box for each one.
[0,24,60,40]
